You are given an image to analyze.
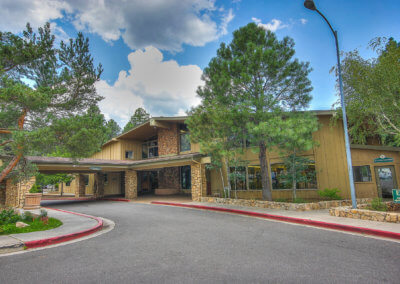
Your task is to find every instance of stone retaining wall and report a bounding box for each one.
[200,197,372,211]
[329,202,400,223]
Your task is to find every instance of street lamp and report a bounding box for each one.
[304,0,357,208]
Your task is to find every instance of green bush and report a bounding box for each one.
[369,198,388,212]
[292,198,307,203]
[0,209,21,225]
[22,211,34,222]
[317,188,342,200]
[29,184,42,193]
[274,198,288,203]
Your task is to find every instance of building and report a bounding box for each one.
[1,111,399,208]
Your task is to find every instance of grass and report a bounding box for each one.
[0,217,62,235]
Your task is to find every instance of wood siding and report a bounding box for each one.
[351,148,400,198]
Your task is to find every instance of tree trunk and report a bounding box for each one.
[259,141,272,201]
[219,168,225,197]
[224,159,231,198]
[0,108,27,183]
[292,152,297,200]
[61,183,64,197]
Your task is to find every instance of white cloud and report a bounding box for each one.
[252,17,288,32]
[0,0,71,32]
[97,46,203,125]
[300,18,308,25]
[0,0,234,52]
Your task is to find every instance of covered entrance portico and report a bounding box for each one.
[1,153,209,208]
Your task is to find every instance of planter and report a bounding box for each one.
[24,193,42,209]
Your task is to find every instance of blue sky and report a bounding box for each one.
[1,0,399,126]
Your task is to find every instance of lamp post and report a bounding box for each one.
[304,0,357,208]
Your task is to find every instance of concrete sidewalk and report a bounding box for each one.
[0,208,99,254]
[190,202,400,234]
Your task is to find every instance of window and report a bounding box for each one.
[104,174,108,184]
[353,165,372,182]
[180,166,191,189]
[142,136,158,159]
[229,166,247,190]
[248,165,262,190]
[66,181,71,186]
[271,164,287,189]
[179,124,191,152]
[271,163,317,190]
[83,175,89,186]
[125,151,133,159]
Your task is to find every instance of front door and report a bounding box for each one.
[374,166,397,198]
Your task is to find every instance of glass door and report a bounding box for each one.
[374,166,397,198]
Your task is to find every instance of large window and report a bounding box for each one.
[180,165,191,189]
[229,166,247,191]
[248,165,262,190]
[353,165,372,182]
[142,136,158,159]
[271,163,317,190]
[179,124,191,152]
[125,151,133,159]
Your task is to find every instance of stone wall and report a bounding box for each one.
[329,202,400,223]
[75,174,86,198]
[159,167,180,189]
[200,196,373,211]
[158,123,179,156]
[125,170,138,199]
[5,177,36,208]
[191,163,206,201]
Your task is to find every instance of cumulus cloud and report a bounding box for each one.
[97,46,203,124]
[300,18,308,25]
[252,17,288,32]
[0,0,71,32]
[0,0,234,52]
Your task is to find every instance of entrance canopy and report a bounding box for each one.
[26,152,207,174]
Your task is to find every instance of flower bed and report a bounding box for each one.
[200,197,372,211]
[329,202,400,223]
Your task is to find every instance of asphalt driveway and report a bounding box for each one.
[0,200,399,283]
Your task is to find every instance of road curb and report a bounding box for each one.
[151,201,400,241]
[102,198,130,202]
[24,208,103,249]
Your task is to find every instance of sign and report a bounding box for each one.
[374,157,394,163]
[393,189,400,203]
[89,166,102,171]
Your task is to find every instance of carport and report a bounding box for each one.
[1,153,209,208]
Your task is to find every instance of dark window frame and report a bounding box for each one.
[353,165,372,182]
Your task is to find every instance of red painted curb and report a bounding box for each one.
[102,198,130,202]
[151,201,400,241]
[24,208,103,249]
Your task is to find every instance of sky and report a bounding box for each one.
[1,0,399,127]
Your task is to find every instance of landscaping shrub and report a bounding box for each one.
[29,184,42,193]
[292,198,307,203]
[0,209,20,225]
[369,198,388,212]
[317,188,342,200]
[274,198,288,203]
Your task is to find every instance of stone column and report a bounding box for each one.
[94,173,105,198]
[191,163,206,201]
[75,174,86,198]
[125,170,138,199]
[5,176,36,208]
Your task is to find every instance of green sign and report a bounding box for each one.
[374,157,394,163]
[393,189,400,203]
[89,166,102,171]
